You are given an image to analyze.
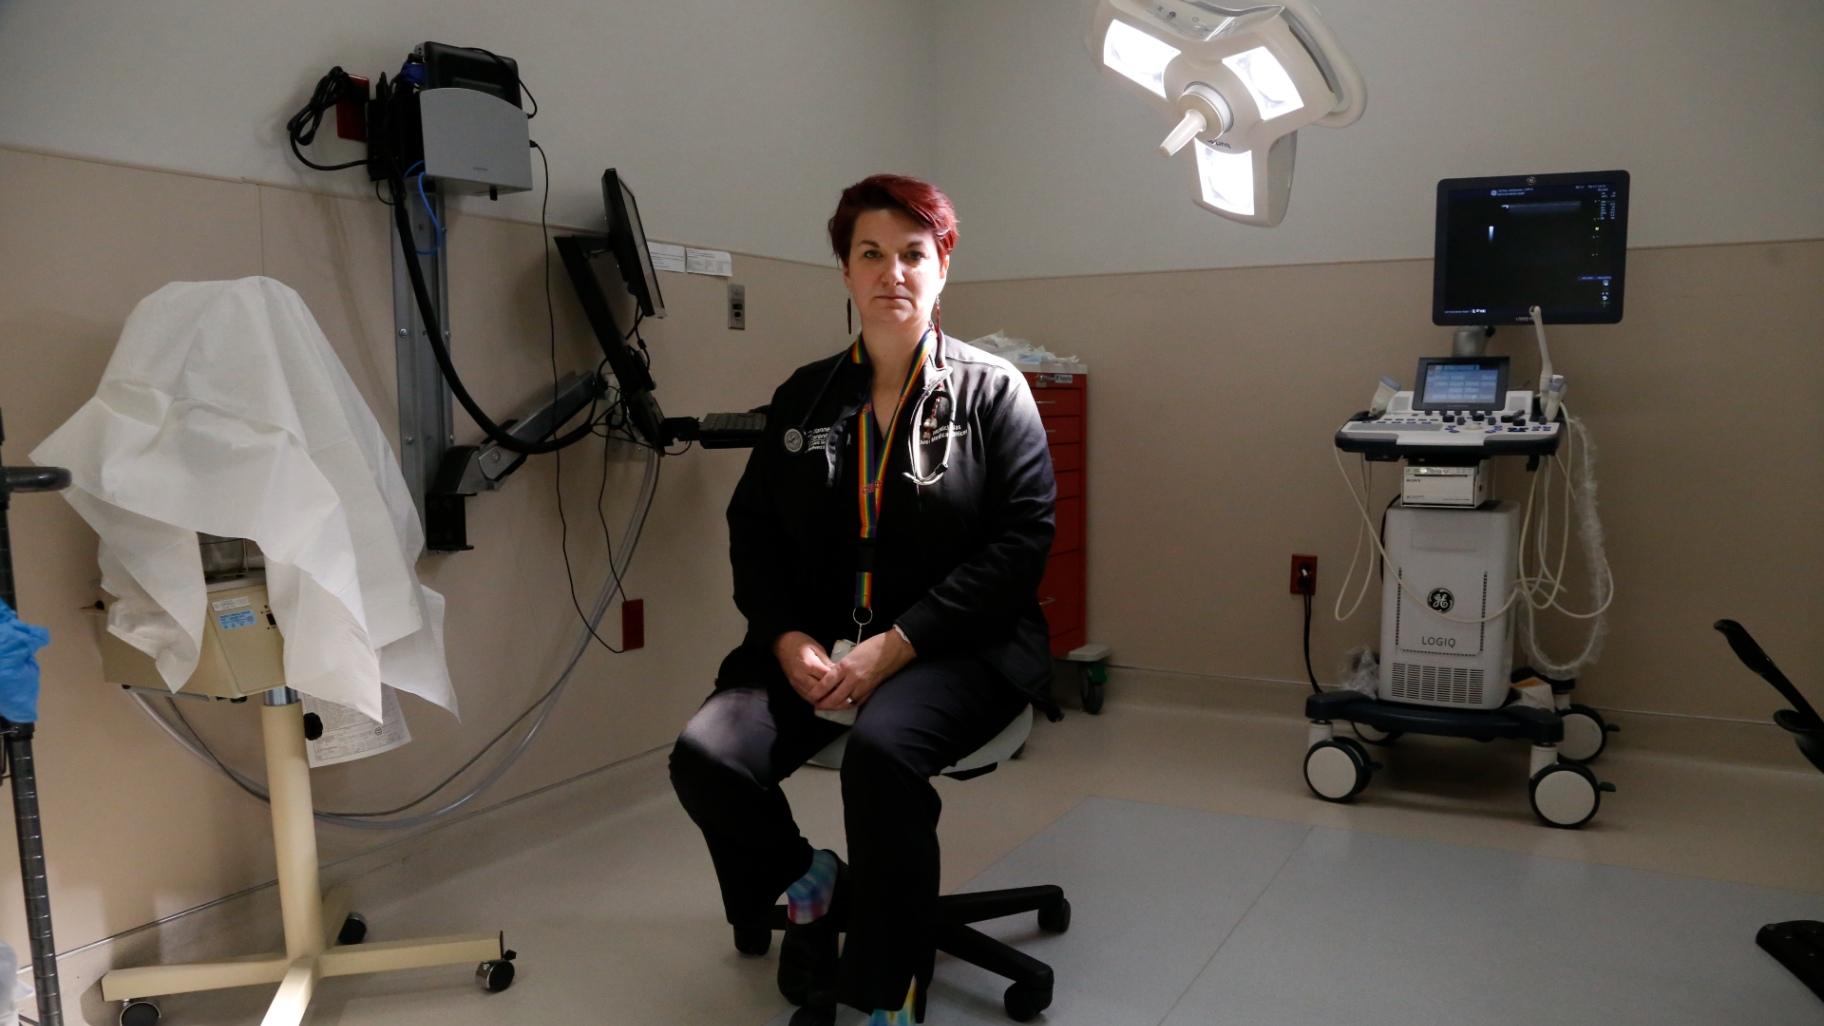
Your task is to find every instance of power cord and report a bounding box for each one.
[131,442,662,827]
[467,46,539,119]
[212,68,666,826]
[387,163,597,457]
[1302,590,1320,694]
[1330,447,1528,626]
[1328,412,1614,671]
[285,67,371,172]
[538,139,629,656]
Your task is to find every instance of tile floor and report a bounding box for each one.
[77,673,1824,1025]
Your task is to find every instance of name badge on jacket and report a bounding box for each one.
[782,426,833,454]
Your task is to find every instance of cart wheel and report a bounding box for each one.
[733,923,771,956]
[1080,669,1105,715]
[1304,738,1372,802]
[1038,896,1071,933]
[336,912,367,946]
[478,951,517,992]
[1529,763,1603,828]
[1004,980,1052,1022]
[119,999,161,1026]
[1351,722,1403,746]
[1556,705,1614,764]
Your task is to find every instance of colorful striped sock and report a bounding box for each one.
[866,980,918,1025]
[785,849,839,925]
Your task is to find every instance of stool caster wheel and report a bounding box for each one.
[477,950,517,992]
[1038,896,1071,933]
[1004,981,1052,1022]
[119,999,161,1026]
[733,923,772,956]
[336,912,367,945]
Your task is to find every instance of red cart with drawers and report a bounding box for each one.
[1024,368,1111,712]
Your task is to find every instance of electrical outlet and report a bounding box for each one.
[1290,554,1318,596]
[335,74,371,141]
[727,283,746,330]
[622,598,645,650]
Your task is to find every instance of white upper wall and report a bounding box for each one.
[2,2,1819,282]
[933,0,1824,281]
[0,0,937,266]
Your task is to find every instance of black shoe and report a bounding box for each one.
[777,852,847,1008]
[788,1005,837,1026]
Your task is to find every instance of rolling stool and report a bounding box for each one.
[736,706,1069,1022]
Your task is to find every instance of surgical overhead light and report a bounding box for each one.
[1089,0,1366,226]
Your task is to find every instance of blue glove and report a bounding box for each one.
[0,599,50,724]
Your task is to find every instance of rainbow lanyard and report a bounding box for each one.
[851,330,932,633]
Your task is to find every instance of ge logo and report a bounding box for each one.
[1427,588,1455,613]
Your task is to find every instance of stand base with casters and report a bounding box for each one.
[100,695,515,1026]
[747,710,1062,1022]
[1303,690,1616,828]
[740,885,1070,1024]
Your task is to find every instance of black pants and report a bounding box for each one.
[669,653,1027,1012]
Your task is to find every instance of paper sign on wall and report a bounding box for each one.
[686,248,733,277]
[648,242,687,273]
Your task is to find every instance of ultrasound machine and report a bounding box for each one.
[1305,170,1628,828]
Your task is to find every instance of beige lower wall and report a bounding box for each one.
[2,142,1819,960]
[942,240,1824,723]
[0,146,848,952]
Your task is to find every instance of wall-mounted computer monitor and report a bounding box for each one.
[602,168,666,320]
[554,233,664,447]
[1433,169,1629,326]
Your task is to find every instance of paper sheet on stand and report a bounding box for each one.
[31,277,457,722]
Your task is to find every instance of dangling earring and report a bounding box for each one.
[932,300,942,344]
[846,297,852,336]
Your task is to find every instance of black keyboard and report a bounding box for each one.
[696,411,767,449]
[700,411,767,435]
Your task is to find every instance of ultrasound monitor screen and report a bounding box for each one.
[1412,356,1509,412]
[1433,170,1628,325]
[1424,363,1500,406]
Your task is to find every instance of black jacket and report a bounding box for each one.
[716,334,1059,714]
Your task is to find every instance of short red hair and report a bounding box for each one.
[828,174,959,266]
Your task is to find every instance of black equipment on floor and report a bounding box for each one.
[1715,618,1824,1002]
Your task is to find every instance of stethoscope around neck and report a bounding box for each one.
[796,327,957,487]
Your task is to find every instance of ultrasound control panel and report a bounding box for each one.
[1336,390,1560,460]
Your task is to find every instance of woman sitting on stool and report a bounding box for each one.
[669,173,1058,1025]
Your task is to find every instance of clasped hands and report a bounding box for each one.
[774,629,915,711]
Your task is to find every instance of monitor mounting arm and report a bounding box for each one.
[424,371,605,552]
